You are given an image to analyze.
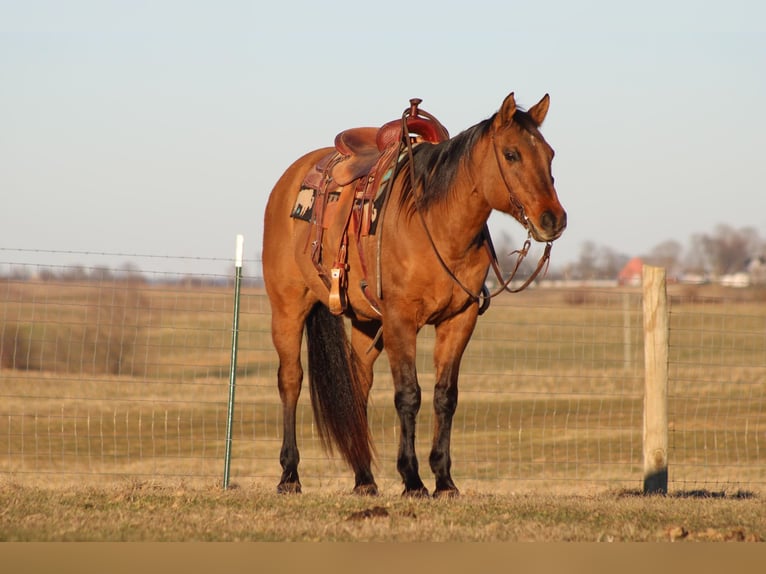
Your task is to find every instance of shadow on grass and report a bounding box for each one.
[616,488,757,499]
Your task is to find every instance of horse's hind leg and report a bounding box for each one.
[349,319,383,495]
[271,302,312,494]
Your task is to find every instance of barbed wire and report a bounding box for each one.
[0,247,261,264]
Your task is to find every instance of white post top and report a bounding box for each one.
[235,234,244,268]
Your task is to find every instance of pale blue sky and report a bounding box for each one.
[1,0,764,275]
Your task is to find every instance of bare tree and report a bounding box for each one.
[493,231,536,277]
[116,262,145,284]
[691,225,761,277]
[573,241,598,280]
[647,240,683,275]
[91,266,114,281]
[568,241,628,280]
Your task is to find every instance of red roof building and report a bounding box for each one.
[618,257,644,286]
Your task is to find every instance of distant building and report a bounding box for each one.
[717,256,765,287]
[720,272,750,288]
[746,256,766,286]
[617,257,643,286]
[679,272,709,285]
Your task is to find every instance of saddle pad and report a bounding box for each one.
[291,150,337,222]
[290,187,340,223]
[291,186,317,222]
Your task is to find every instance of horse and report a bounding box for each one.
[262,92,567,497]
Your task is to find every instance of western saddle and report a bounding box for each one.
[298,99,449,314]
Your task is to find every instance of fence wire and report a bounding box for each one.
[1,252,764,495]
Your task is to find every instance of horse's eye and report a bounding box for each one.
[504,150,520,163]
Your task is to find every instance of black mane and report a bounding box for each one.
[398,108,538,211]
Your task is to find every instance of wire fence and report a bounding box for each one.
[1,249,764,495]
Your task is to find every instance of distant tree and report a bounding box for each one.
[598,246,630,279]
[493,231,536,277]
[116,262,145,284]
[91,266,113,281]
[684,233,708,275]
[8,266,31,280]
[63,265,88,282]
[569,241,628,280]
[575,241,599,280]
[691,225,761,277]
[38,268,57,281]
[646,240,683,275]
[555,223,765,280]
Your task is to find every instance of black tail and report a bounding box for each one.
[305,303,374,473]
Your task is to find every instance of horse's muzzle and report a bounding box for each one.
[533,209,567,242]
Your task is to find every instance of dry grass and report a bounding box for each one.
[1,279,765,542]
[0,479,763,542]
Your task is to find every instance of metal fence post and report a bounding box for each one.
[223,234,244,489]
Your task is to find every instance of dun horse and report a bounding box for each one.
[262,92,566,497]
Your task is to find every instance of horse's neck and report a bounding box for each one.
[419,166,492,258]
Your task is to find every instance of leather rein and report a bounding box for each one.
[402,110,552,312]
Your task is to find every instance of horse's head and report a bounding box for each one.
[482,92,567,243]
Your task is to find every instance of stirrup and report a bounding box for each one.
[328,267,345,315]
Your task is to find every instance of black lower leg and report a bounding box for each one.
[430,382,459,496]
[395,385,428,496]
[277,412,301,494]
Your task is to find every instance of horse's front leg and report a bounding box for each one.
[430,308,479,497]
[384,318,429,497]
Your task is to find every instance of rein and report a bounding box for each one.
[403,111,552,310]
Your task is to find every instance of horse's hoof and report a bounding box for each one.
[433,487,460,499]
[277,481,302,494]
[353,483,379,496]
[402,486,430,498]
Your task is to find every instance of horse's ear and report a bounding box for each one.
[498,92,517,125]
[528,94,550,126]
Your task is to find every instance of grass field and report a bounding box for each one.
[1,278,765,540]
[1,479,764,542]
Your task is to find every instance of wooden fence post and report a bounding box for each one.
[642,265,669,494]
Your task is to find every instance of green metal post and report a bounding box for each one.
[223,234,244,489]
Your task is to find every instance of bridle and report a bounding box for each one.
[404,111,552,313]
[485,129,553,294]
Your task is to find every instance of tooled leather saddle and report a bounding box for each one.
[292,99,449,315]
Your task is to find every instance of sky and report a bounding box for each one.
[1,0,765,277]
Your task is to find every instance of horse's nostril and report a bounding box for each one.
[541,210,556,232]
[540,210,566,233]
